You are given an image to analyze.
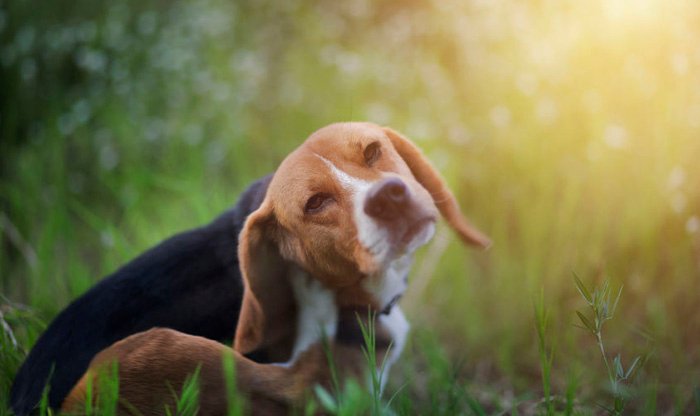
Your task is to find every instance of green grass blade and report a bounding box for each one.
[573,273,593,304]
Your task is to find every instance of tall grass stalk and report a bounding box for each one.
[75,362,120,416]
[574,274,640,415]
[165,366,200,416]
[357,310,392,415]
[94,362,119,416]
[314,310,393,415]
[564,371,579,416]
[37,384,52,416]
[321,328,342,402]
[84,372,93,416]
[222,352,244,416]
[534,288,555,415]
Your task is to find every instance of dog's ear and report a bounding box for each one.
[383,127,492,249]
[234,200,294,355]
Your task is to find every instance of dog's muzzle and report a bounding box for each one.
[364,178,410,220]
[364,178,436,247]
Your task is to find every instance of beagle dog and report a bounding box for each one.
[232,122,489,364]
[61,122,490,414]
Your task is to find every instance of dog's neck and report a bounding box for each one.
[286,269,338,365]
[361,254,412,314]
[283,255,412,367]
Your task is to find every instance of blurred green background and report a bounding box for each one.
[1,0,699,413]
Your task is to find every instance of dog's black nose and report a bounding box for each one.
[364,178,410,220]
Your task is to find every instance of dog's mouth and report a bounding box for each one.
[400,216,437,247]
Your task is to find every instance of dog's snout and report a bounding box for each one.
[385,180,407,202]
[364,178,410,220]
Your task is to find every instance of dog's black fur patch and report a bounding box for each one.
[10,175,272,415]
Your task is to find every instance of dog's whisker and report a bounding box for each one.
[430,194,453,204]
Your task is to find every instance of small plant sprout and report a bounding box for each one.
[574,274,641,415]
[222,351,244,416]
[314,309,394,416]
[165,366,201,416]
[358,310,383,410]
[534,288,555,415]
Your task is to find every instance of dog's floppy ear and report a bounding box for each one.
[234,200,294,355]
[383,127,492,249]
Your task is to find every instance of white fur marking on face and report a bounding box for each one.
[316,153,436,309]
[315,154,389,262]
[316,154,370,192]
[281,270,338,366]
[376,306,410,392]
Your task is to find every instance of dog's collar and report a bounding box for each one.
[336,312,392,348]
[380,294,402,315]
[340,294,401,318]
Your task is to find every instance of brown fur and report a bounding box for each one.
[62,328,326,415]
[62,122,489,415]
[235,122,489,355]
[383,127,491,249]
[62,313,391,416]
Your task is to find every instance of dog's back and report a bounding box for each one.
[10,175,271,415]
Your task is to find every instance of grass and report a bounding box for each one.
[166,367,201,416]
[534,290,554,415]
[573,277,642,415]
[313,311,394,416]
[0,276,684,415]
[357,311,388,415]
[2,0,700,413]
[222,351,244,416]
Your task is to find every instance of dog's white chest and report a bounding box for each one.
[287,271,338,363]
[377,305,409,390]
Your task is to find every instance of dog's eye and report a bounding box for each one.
[364,142,381,166]
[305,193,332,214]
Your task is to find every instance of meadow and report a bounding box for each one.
[1,0,699,414]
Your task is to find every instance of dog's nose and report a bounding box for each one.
[364,178,410,220]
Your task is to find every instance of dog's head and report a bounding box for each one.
[234,122,490,355]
